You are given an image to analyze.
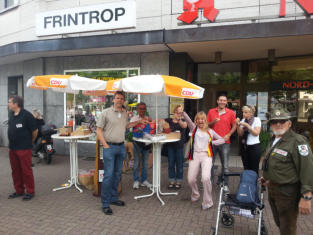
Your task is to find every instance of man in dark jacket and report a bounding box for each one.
[7,96,38,201]
[261,108,313,235]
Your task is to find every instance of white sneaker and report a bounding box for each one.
[224,185,230,194]
[141,180,152,188]
[133,181,140,189]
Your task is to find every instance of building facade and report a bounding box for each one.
[1,0,313,154]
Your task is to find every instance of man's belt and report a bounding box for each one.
[107,142,124,146]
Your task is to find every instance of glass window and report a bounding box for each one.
[6,0,14,7]
[246,91,269,121]
[8,76,23,97]
[247,60,270,83]
[272,57,313,81]
[198,63,241,85]
[64,68,139,141]
[298,91,313,123]
[1,0,15,10]
[271,90,297,118]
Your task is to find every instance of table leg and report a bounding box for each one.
[156,142,177,197]
[53,140,83,192]
[72,141,82,192]
[134,142,177,205]
[134,143,156,200]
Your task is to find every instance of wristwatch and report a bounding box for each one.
[301,195,312,200]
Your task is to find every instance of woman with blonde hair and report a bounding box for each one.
[183,111,224,210]
[236,105,262,174]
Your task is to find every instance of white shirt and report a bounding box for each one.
[272,137,281,146]
[193,129,225,153]
[241,117,261,145]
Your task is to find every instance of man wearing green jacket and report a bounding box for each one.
[261,108,313,235]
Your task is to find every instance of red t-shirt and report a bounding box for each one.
[207,107,236,144]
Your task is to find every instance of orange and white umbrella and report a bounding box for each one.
[111,75,204,133]
[82,79,121,96]
[116,75,204,99]
[26,74,108,130]
[26,74,107,93]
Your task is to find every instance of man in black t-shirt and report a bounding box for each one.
[7,96,38,201]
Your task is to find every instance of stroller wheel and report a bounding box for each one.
[221,213,234,227]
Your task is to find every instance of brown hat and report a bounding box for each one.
[269,108,292,120]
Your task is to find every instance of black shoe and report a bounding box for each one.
[8,192,24,199]
[110,200,125,207]
[102,207,113,215]
[22,193,34,201]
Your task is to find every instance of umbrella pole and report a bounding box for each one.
[155,96,158,134]
[73,94,76,131]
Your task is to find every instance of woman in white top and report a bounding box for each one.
[183,111,224,210]
[236,105,262,174]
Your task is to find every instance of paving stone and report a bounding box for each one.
[0,147,313,234]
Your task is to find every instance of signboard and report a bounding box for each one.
[246,92,257,107]
[271,81,313,90]
[170,97,184,118]
[36,1,136,36]
[98,170,104,182]
[177,0,313,24]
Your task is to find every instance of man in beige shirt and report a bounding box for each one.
[96,91,141,215]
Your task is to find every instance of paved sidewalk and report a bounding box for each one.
[0,147,312,235]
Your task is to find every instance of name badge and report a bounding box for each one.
[117,113,121,119]
[16,123,23,128]
[273,148,288,156]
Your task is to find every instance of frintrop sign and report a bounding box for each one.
[36,1,136,36]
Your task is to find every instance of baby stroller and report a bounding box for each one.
[212,170,267,235]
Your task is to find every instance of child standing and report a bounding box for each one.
[183,111,225,210]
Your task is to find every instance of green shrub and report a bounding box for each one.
[126,131,133,142]
[260,130,272,153]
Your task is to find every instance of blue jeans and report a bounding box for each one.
[167,146,184,182]
[133,142,150,183]
[212,143,230,185]
[101,144,126,208]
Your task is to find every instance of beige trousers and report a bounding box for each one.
[187,152,213,208]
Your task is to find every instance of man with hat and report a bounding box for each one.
[261,108,313,235]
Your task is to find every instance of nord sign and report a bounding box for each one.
[178,0,313,24]
[271,81,313,90]
[36,1,136,36]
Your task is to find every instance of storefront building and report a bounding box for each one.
[0,0,313,154]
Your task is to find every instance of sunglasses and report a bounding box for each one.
[270,119,288,125]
